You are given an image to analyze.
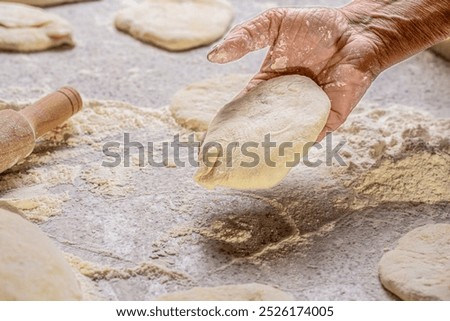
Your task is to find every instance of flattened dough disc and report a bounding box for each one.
[0,2,74,52]
[157,283,294,301]
[0,208,82,300]
[379,224,450,301]
[195,75,331,190]
[114,0,234,51]
[170,74,252,131]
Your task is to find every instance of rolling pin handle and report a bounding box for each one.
[20,87,83,138]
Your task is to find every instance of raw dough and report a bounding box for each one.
[0,208,82,300]
[2,0,92,7]
[379,224,450,301]
[157,283,294,301]
[0,3,74,52]
[195,75,331,190]
[432,38,450,61]
[170,74,252,131]
[114,0,234,51]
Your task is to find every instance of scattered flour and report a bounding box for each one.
[3,193,70,222]
[331,103,450,207]
[67,255,190,282]
[157,283,294,301]
[80,166,135,197]
[352,143,450,205]
[0,99,172,220]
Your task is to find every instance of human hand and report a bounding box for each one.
[208,7,384,142]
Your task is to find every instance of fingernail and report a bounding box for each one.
[210,43,220,51]
[207,51,215,62]
[208,44,220,55]
[207,47,220,61]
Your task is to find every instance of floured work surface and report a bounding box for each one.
[0,95,448,300]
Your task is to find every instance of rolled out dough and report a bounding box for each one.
[114,0,234,51]
[0,3,74,52]
[431,38,450,61]
[2,0,93,7]
[169,74,252,131]
[195,75,331,190]
[379,224,450,301]
[0,208,82,300]
[157,283,294,301]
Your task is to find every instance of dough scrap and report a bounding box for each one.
[170,74,252,131]
[0,3,74,52]
[0,208,82,300]
[379,224,450,301]
[157,283,294,301]
[114,0,234,51]
[431,38,450,61]
[2,0,92,7]
[195,75,331,190]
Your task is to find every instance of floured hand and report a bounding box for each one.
[207,7,382,142]
[208,0,450,142]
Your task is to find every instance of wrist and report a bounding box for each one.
[339,3,391,72]
[341,0,450,70]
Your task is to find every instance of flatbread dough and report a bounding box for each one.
[2,0,92,7]
[195,75,331,190]
[114,0,234,51]
[157,283,294,301]
[0,3,74,52]
[432,38,450,61]
[170,74,252,131]
[0,208,82,300]
[379,224,450,301]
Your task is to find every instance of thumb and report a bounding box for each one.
[208,9,284,64]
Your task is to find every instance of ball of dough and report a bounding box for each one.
[157,283,294,301]
[431,38,450,61]
[2,0,92,7]
[379,224,450,301]
[0,208,82,300]
[0,3,74,52]
[114,0,234,51]
[195,75,331,190]
[170,74,252,131]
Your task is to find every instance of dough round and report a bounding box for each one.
[170,74,252,131]
[195,75,331,190]
[114,0,234,51]
[0,3,74,52]
[2,0,91,7]
[379,224,450,301]
[432,38,450,61]
[157,283,294,301]
[0,208,82,300]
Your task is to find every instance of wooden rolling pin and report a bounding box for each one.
[0,87,82,174]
